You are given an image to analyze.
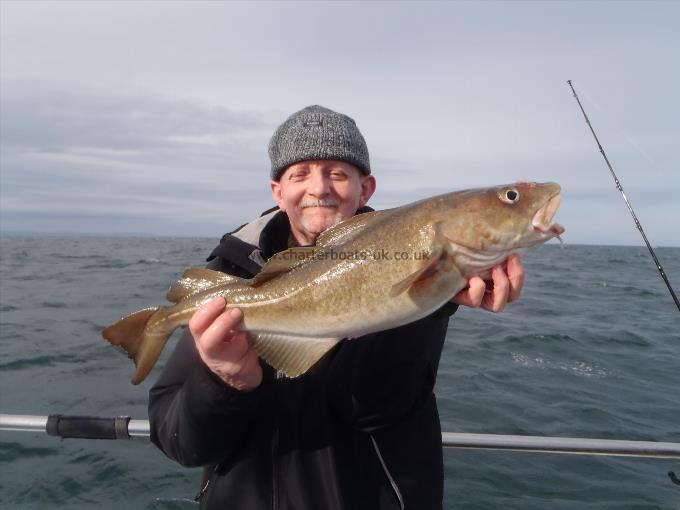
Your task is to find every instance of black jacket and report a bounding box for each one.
[148,208,457,510]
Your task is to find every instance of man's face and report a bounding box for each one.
[271,160,376,246]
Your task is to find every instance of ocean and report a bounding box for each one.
[0,235,678,509]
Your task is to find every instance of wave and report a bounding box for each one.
[0,442,62,462]
[79,260,134,270]
[136,258,162,264]
[41,301,69,309]
[510,352,612,378]
[0,352,86,371]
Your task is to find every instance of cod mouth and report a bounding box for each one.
[532,193,565,242]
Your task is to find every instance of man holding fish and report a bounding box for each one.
[136,106,555,509]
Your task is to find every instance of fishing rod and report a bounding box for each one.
[567,80,680,313]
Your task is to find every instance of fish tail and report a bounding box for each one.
[102,306,177,385]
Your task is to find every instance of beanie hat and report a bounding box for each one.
[268,105,371,181]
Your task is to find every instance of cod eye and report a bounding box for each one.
[500,188,520,204]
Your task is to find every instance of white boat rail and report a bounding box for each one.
[2,414,679,459]
[441,432,680,458]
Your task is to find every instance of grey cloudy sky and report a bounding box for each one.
[1,1,678,245]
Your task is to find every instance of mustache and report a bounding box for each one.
[300,198,341,209]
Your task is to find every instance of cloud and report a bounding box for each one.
[0,86,281,236]
[1,84,274,150]
[1,2,678,244]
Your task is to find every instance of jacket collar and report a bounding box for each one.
[207,205,374,276]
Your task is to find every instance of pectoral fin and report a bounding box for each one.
[388,248,444,297]
[248,332,340,377]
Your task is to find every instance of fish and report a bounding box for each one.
[102,182,564,385]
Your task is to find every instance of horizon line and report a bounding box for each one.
[1,230,678,249]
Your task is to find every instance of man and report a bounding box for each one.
[149,105,524,509]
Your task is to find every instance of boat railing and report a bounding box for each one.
[2,413,679,459]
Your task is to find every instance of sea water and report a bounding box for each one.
[0,235,678,509]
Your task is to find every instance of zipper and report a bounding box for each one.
[272,423,279,510]
[370,434,405,510]
[194,465,218,503]
[272,371,283,510]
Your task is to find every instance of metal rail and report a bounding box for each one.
[2,414,679,458]
[442,432,680,459]
[0,414,150,438]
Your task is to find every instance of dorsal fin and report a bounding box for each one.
[251,210,387,287]
[316,209,387,248]
[250,246,319,286]
[166,268,244,303]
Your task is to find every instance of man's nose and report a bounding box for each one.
[308,172,331,197]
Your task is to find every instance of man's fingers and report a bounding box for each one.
[220,348,263,391]
[206,308,244,339]
[188,297,261,391]
[199,309,245,354]
[452,277,485,308]
[506,254,525,303]
[189,297,227,337]
[487,266,509,312]
[468,277,486,307]
[218,341,257,379]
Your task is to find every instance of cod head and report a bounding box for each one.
[439,182,564,255]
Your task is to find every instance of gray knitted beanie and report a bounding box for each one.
[268,105,371,181]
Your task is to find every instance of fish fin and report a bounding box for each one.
[250,247,318,286]
[102,306,177,385]
[316,209,387,247]
[250,210,389,287]
[181,267,243,283]
[166,268,244,302]
[248,332,340,377]
[388,248,444,297]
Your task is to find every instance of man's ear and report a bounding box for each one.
[271,180,286,211]
[358,175,377,207]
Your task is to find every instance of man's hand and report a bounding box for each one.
[452,254,525,312]
[189,297,262,391]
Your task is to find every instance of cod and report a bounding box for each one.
[103,182,564,385]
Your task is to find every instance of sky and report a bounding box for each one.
[1,1,678,246]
